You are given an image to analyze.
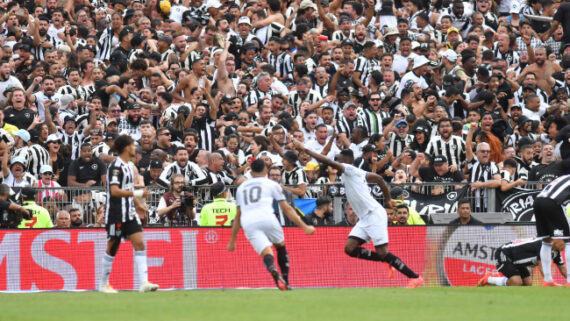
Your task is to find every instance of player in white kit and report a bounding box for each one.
[227,159,315,290]
[294,139,424,288]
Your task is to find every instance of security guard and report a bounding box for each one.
[199,182,237,226]
[18,187,53,228]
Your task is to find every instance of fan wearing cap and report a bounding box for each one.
[382,115,414,158]
[332,15,355,42]
[396,55,429,99]
[441,49,468,82]
[410,153,466,187]
[199,182,237,226]
[292,139,424,287]
[34,164,64,206]
[17,187,53,229]
[353,144,379,172]
[388,186,425,225]
[91,128,115,163]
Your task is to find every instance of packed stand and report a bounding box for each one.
[0,0,568,228]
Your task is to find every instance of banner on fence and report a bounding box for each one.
[401,186,468,216]
[497,188,540,222]
[0,225,563,292]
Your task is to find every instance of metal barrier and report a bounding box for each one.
[24,181,544,226]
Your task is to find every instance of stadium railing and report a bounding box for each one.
[27,181,544,225]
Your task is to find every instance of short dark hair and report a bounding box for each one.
[396,204,409,213]
[114,135,134,154]
[503,157,517,168]
[251,159,266,173]
[457,199,471,207]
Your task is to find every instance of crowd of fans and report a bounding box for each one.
[0,0,569,228]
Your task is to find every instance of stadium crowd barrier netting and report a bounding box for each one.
[0,225,563,292]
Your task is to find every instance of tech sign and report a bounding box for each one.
[441,226,519,286]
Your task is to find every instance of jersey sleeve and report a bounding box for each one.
[108,165,123,186]
[272,182,286,202]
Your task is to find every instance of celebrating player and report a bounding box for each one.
[227,159,315,290]
[533,174,570,286]
[478,238,567,287]
[293,139,423,288]
[99,135,159,293]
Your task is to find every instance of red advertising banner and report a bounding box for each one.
[0,226,562,292]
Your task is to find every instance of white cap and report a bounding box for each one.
[442,49,458,62]
[206,0,221,8]
[375,40,384,47]
[10,156,26,166]
[510,1,521,14]
[238,16,252,26]
[299,0,317,10]
[413,55,430,69]
[411,41,420,50]
[14,129,30,143]
[40,164,53,174]
[45,133,60,143]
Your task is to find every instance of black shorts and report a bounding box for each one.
[106,220,142,240]
[494,249,531,279]
[534,197,570,239]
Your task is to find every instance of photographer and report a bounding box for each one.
[156,174,195,226]
[0,184,30,228]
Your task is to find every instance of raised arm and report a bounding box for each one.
[292,138,345,172]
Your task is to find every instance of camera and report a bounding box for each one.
[179,186,195,211]
[0,209,23,228]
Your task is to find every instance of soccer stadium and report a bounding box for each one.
[2,0,570,318]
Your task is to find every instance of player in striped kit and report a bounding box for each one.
[99,135,158,293]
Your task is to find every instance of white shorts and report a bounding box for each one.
[348,207,388,246]
[243,219,285,255]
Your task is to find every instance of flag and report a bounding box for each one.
[294,198,317,216]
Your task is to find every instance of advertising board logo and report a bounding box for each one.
[204,230,218,244]
[442,226,517,286]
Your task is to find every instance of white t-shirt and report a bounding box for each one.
[341,164,380,218]
[397,70,429,98]
[235,177,285,227]
[304,139,340,160]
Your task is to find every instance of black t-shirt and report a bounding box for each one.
[303,212,334,226]
[554,3,570,44]
[4,107,36,129]
[68,157,107,185]
[528,160,570,184]
[419,166,465,183]
[449,217,483,225]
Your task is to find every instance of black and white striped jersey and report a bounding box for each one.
[57,130,84,160]
[313,82,330,98]
[332,30,354,42]
[160,49,175,63]
[387,132,414,158]
[335,114,366,137]
[268,51,293,80]
[57,85,80,99]
[78,84,95,102]
[537,174,570,205]
[282,166,308,199]
[424,135,466,167]
[117,117,142,140]
[106,157,138,224]
[0,128,14,145]
[500,238,563,267]
[287,89,322,118]
[468,159,500,211]
[354,56,372,88]
[493,47,520,67]
[31,34,60,61]
[513,156,538,181]
[96,27,115,61]
[505,132,537,148]
[156,161,205,188]
[190,116,216,151]
[245,88,276,107]
[358,108,385,136]
[92,142,112,158]
[13,144,50,178]
[190,168,233,186]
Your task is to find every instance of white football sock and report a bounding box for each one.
[541,242,553,283]
[101,254,114,286]
[487,276,507,286]
[134,250,148,284]
[566,243,570,284]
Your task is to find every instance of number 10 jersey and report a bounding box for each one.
[235,177,285,228]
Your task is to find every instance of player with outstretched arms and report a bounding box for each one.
[227,159,315,290]
[293,139,424,288]
[99,135,159,293]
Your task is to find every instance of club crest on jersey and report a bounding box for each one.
[112,169,120,176]
[553,229,563,237]
[91,163,98,170]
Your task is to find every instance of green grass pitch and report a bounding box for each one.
[1,287,569,321]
